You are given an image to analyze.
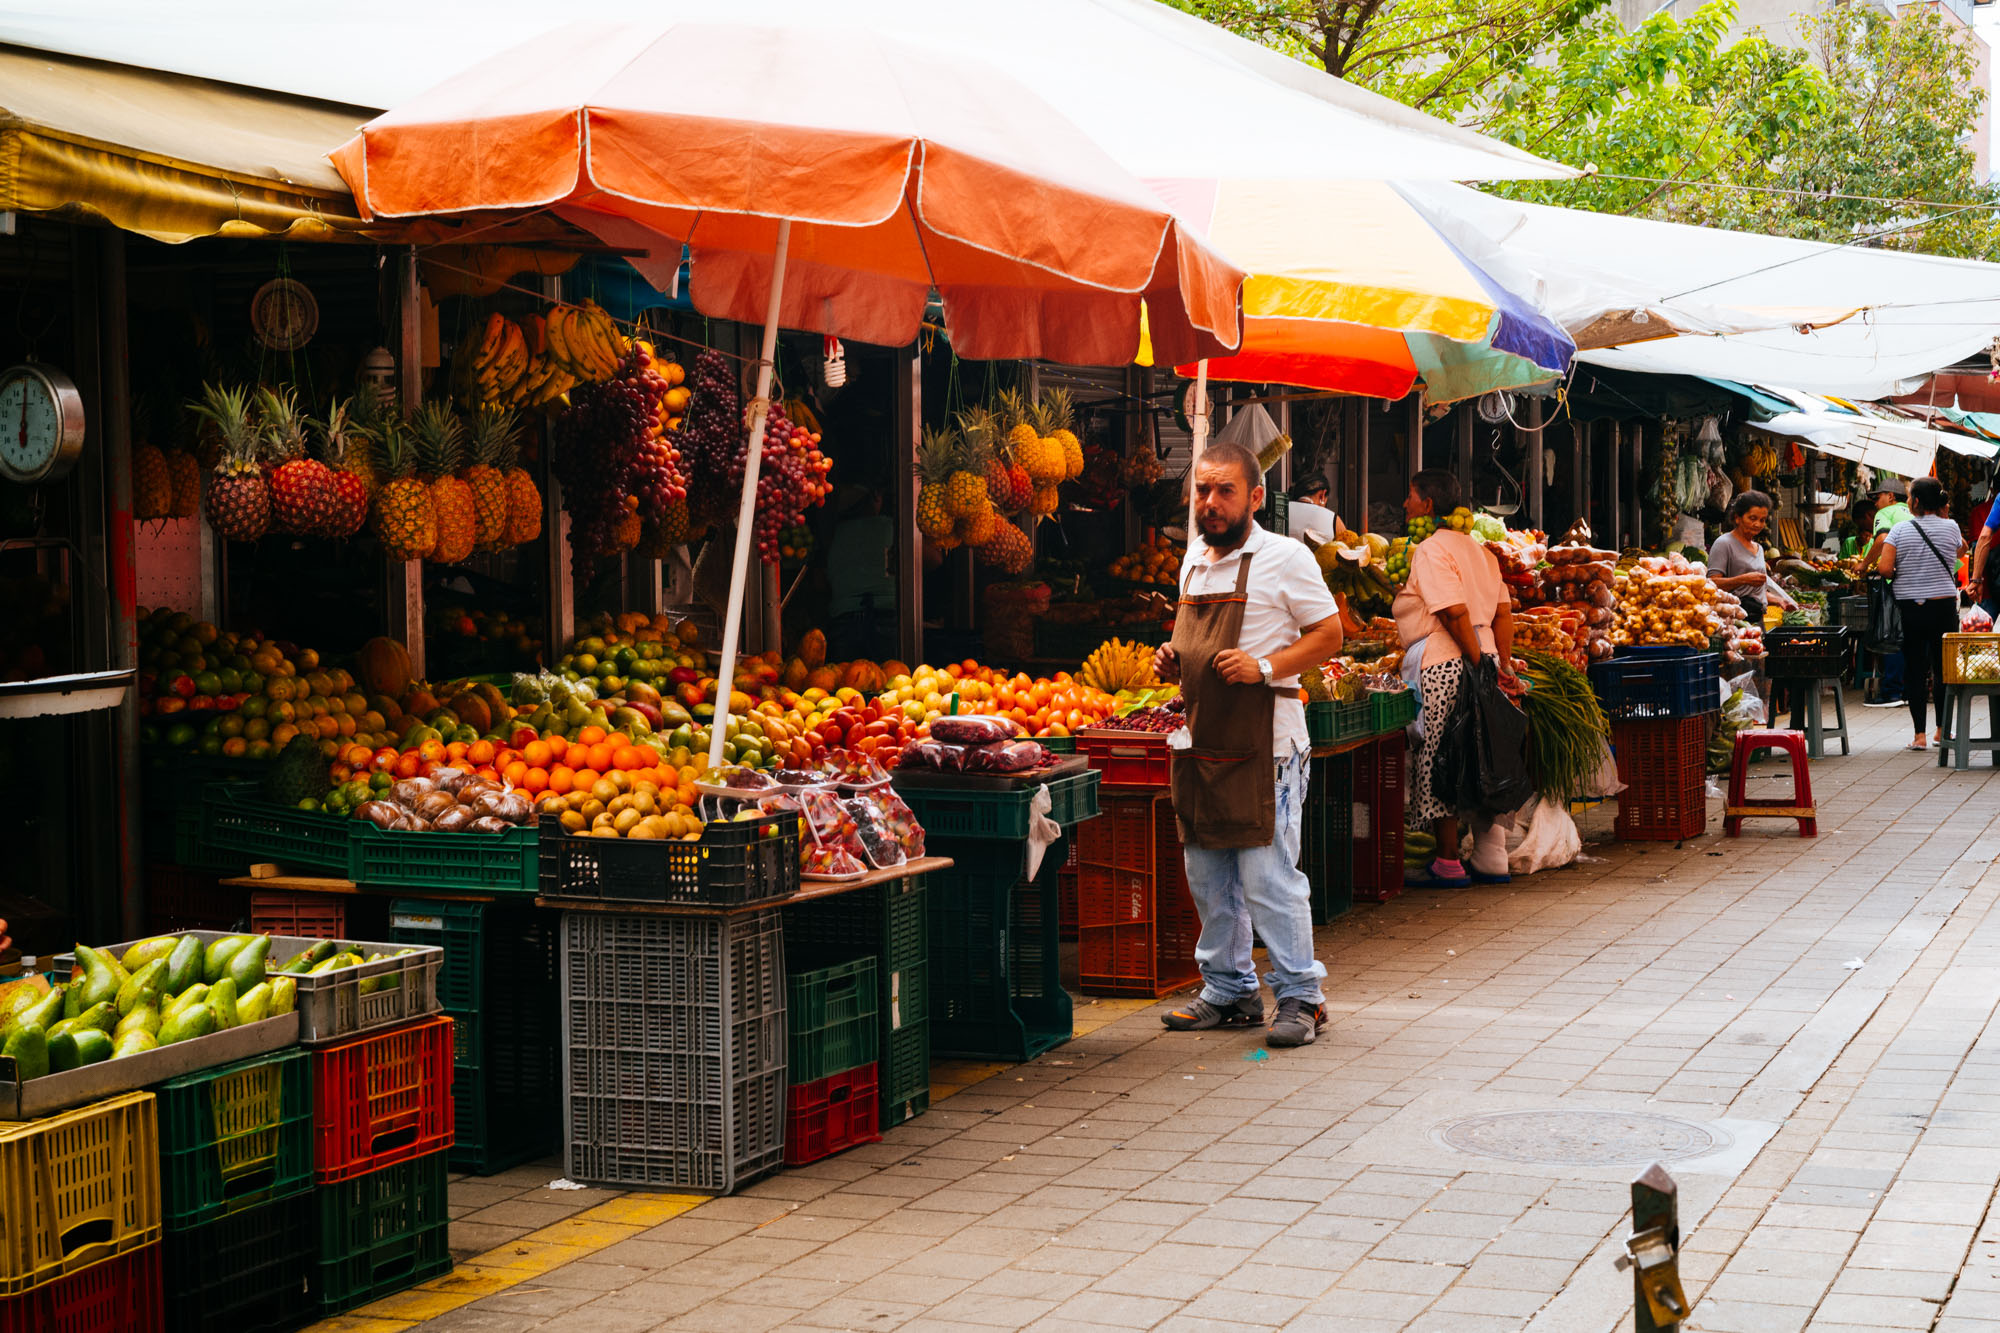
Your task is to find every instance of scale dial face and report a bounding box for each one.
[0,364,86,484]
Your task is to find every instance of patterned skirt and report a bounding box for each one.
[1407,655,1467,828]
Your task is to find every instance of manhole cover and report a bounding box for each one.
[1434,1109,1726,1167]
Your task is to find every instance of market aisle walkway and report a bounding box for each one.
[317,697,2000,1333]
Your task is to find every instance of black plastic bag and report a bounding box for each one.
[1865,577,1903,655]
[1429,656,1532,820]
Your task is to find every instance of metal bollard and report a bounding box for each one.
[1615,1163,1694,1331]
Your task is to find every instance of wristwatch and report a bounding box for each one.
[1257,657,1274,686]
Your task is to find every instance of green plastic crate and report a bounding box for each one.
[894,769,1100,841]
[1369,690,1417,736]
[881,1022,930,1131]
[313,1149,453,1316]
[1039,736,1078,754]
[156,1048,313,1230]
[351,820,539,894]
[1300,753,1354,924]
[926,831,1073,1062]
[788,957,880,1084]
[164,1191,315,1333]
[1306,701,1338,746]
[202,782,351,875]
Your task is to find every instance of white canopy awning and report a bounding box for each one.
[1406,183,2000,399]
[1747,384,1998,477]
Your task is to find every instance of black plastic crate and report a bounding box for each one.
[1764,625,1852,679]
[1302,752,1354,924]
[537,811,800,906]
[927,832,1073,1062]
[1588,647,1721,721]
[164,1192,314,1333]
[561,909,787,1193]
[313,1150,452,1316]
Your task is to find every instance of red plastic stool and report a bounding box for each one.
[1724,728,1816,837]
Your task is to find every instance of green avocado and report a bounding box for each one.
[1,1023,48,1081]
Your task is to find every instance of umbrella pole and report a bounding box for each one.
[708,219,793,773]
[1186,358,1209,532]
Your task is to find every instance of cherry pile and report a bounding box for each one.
[551,344,686,567]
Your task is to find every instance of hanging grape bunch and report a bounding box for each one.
[678,349,743,530]
[550,341,685,567]
[751,402,834,563]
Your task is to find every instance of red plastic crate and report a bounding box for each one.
[1076,730,1171,788]
[1074,791,1163,872]
[310,1015,456,1183]
[1612,717,1710,842]
[1352,733,1407,903]
[1076,802,1202,997]
[0,1245,162,1333]
[249,889,346,939]
[784,1064,882,1166]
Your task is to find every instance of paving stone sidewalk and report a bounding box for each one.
[322,696,2000,1333]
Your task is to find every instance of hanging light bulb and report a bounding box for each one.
[821,335,847,388]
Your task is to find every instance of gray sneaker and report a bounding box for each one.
[1266,997,1328,1048]
[1162,994,1264,1031]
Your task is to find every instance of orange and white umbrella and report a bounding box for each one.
[331,19,1247,766]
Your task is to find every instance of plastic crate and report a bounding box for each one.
[1076,800,1201,998]
[309,1014,456,1184]
[0,1243,160,1333]
[143,864,249,934]
[156,1048,312,1230]
[536,810,801,907]
[391,902,561,1172]
[891,770,1099,841]
[349,820,539,894]
[1352,732,1407,904]
[1369,689,1418,736]
[0,1091,160,1297]
[788,958,879,1084]
[880,1021,930,1131]
[163,1192,313,1333]
[1612,717,1710,842]
[1261,491,1289,536]
[561,909,786,1193]
[288,941,440,1047]
[1588,648,1721,721]
[1836,594,1871,630]
[784,1065,882,1166]
[926,832,1073,1061]
[1075,791,1160,871]
[172,800,240,874]
[1301,751,1354,924]
[1077,729,1170,788]
[249,889,345,940]
[1764,626,1852,679]
[202,782,351,875]
[313,1150,452,1317]
[1944,633,2000,685]
[1040,735,1078,754]
[1305,701,1337,746]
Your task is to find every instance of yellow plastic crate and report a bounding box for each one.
[1944,633,2000,685]
[0,1091,161,1296]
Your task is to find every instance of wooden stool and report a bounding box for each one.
[1773,675,1849,759]
[1724,728,1816,838]
[1938,683,2000,770]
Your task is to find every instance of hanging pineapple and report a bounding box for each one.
[190,385,270,543]
[132,440,171,521]
[314,398,374,539]
[1039,389,1085,481]
[370,417,437,562]
[500,431,543,547]
[411,402,476,564]
[259,388,337,537]
[166,449,202,519]
[944,424,992,521]
[977,516,1034,574]
[914,425,960,546]
[961,406,1026,513]
[463,404,515,551]
[999,388,1063,487]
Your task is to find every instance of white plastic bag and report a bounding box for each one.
[1505,797,1582,875]
[1024,784,1060,880]
[1723,671,1766,725]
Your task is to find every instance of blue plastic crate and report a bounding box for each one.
[1588,648,1721,721]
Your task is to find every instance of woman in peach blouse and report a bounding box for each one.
[1393,470,1515,888]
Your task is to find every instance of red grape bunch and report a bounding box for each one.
[678,349,743,527]
[551,343,686,566]
[1098,700,1186,733]
[750,403,834,564]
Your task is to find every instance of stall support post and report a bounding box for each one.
[1406,394,1423,485]
[1353,398,1370,531]
[1574,420,1589,534]
[1630,422,1646,545]
[1456,401,1474,490]
[100,229,142,939]
[1527,397,1545,532]
[389,246,426,681]
[1274,395,1292,498]
[709,219,793,771]
[894,342,922,666]
[1607,419,1623,547]
[1186,359,1210,532]
[542,275,574,652]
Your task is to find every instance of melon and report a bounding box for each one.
[806,666,843,692]
[843,660,886,694]
[355,637,413,700]
[798,628,827,669]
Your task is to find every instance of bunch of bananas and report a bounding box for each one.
[453,312,579,411]
[1317,540,1398,619]
[1740,442,1781,478]
[1078,637,1159,694]
[546,301,628,384]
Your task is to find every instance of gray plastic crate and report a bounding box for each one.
[561,909,787,1194]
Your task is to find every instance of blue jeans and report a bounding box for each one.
[1181,750,1327,1005]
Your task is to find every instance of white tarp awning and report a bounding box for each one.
[0,0,1576,184]
[1405,183,2000,399]
[1747,383,1998,476]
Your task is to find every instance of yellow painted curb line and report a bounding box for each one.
[302,1190,705,1331]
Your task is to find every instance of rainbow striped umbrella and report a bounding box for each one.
[1145,179,1574,402]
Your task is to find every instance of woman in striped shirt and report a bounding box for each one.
[1878,476,1966,750]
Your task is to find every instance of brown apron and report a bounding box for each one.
[1169,549,1294,849]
